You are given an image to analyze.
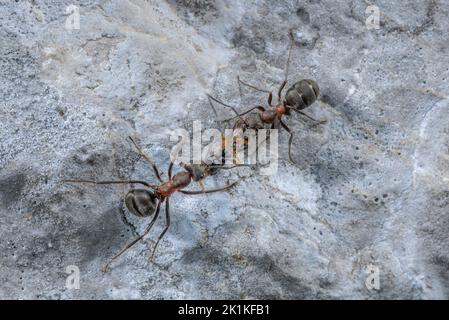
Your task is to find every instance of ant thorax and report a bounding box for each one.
[275,103,287,115]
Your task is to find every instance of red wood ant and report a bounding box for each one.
[64,137,240,272]
[208,31,325,163]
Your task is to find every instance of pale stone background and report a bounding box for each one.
[0,0,448,299]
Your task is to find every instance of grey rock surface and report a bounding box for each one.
[0,0,448,299]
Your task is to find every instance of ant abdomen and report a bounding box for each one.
[125,189,157,218]
[285,79,320,110]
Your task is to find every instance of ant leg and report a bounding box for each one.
[286,106,327,123]
[208,94,249,129]
[102,201,162,272]
[168,162,174,179]
[238,76,273,106]
[278,30,295,102]
[278,80,287,101]
[224,106,266,122]
[128,136,163,182]
[207,94,240,117]
[63,179,157,189]
[207,95,219,117]
[279,119,295,163]
[149,198,171,262]
[180,180,239,195]
[299,110,327,124]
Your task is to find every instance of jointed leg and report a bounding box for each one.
[278,80,287,101]
[297,110,327,123]
[180,180,239,195]
[149,198,171,262]
[279,119,295,164]
[299,110,327,124]
[238,76,273,106]
[168,162,174,179]
[278,30,295,101]
[286,106,327,123]
[128,136,163,182]
[207,94,219,117]
[207,94,240,117]
[102,201,162,272]
[223,106,266,122]
[63,179,156,189]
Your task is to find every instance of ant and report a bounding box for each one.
[208,30,325,163]
[64,137,240,272]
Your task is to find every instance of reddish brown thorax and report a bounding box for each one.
[157,172,192,198]
[275,103,287,115]
[261,103,287,124]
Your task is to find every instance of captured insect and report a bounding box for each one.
[208,30,325,163]
[64,137,240,272]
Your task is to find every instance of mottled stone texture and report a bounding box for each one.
[0,0,448,299]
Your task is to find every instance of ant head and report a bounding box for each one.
[125,189,157,217]
[184,163,210,182]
